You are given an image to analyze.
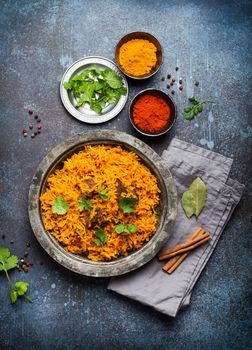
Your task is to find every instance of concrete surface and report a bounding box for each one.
[0,0,251,349]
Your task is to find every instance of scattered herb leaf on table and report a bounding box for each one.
[183,96,215,121]
[0,247,32,304]
[64,66,127,114]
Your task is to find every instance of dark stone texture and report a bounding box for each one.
[0,0,251,349]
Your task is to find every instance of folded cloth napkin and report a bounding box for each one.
[108,138,244,317]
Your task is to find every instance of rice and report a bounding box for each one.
[40,145,160,261]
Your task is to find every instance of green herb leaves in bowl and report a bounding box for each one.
[64,66,127,114]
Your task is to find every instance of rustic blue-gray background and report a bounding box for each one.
[0,0,251,349]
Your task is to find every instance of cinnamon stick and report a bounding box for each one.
[162,228,203,272]
[159,228,205,261]
[165,236,211,274]
[166,254,188,274]
[159,233,211,261]
[162,228,202,271]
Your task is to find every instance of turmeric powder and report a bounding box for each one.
[118,39,157,77]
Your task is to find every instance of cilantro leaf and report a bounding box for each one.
[10,289,18,304]
[115,224,125,234]
[0,247,19,271]
[0,246,32,304]
[52,196,69,215]
[15,281,29,296]
[88,65,101,77]
[63,82,72,90]
[115,223,138,235]
[102,69,123,89]
[90,100,103,114]
[98,188,109,201]
[119,197,137,214]
[75,83,95,107]
[78,195,92,212]
[94,229,107,246]
[127,224,138,234]
[64,67,126,114]
[183,96,215,121]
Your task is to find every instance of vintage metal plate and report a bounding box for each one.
[60,56,128,124]
[28,130,177,277]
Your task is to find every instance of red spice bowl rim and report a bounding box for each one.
[129,88,177,137]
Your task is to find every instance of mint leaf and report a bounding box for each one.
[119,197,137,214]
[98,188,109,201]
[0,247,19,271]
[52,196,69,215]
[78,195,92,212]
[94,229,107,246]
[15,281,29,296]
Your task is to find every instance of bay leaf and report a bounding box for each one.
[188,177,207,217]
[181,190,196,218]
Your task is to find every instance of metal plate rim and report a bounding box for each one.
[60,56,129,124]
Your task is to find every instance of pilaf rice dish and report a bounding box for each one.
[40,145,160,261]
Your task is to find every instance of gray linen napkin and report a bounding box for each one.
[108,138,244,317]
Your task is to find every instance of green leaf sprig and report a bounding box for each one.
[52,196,69,215]
[94,229,107,247]
[181,177,207,218]
[0,247,32,304]
[119,197,137,214]
[64,66,127,114]
[115,223,138,235]
[98,188,109,201]
[78,195,92,212]
[183,97,215,121]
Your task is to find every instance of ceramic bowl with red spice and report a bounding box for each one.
[129,89,177,137]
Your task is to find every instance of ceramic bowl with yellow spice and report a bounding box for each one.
[115,32,163,79]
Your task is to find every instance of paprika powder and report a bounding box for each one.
[132,94,170,133]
